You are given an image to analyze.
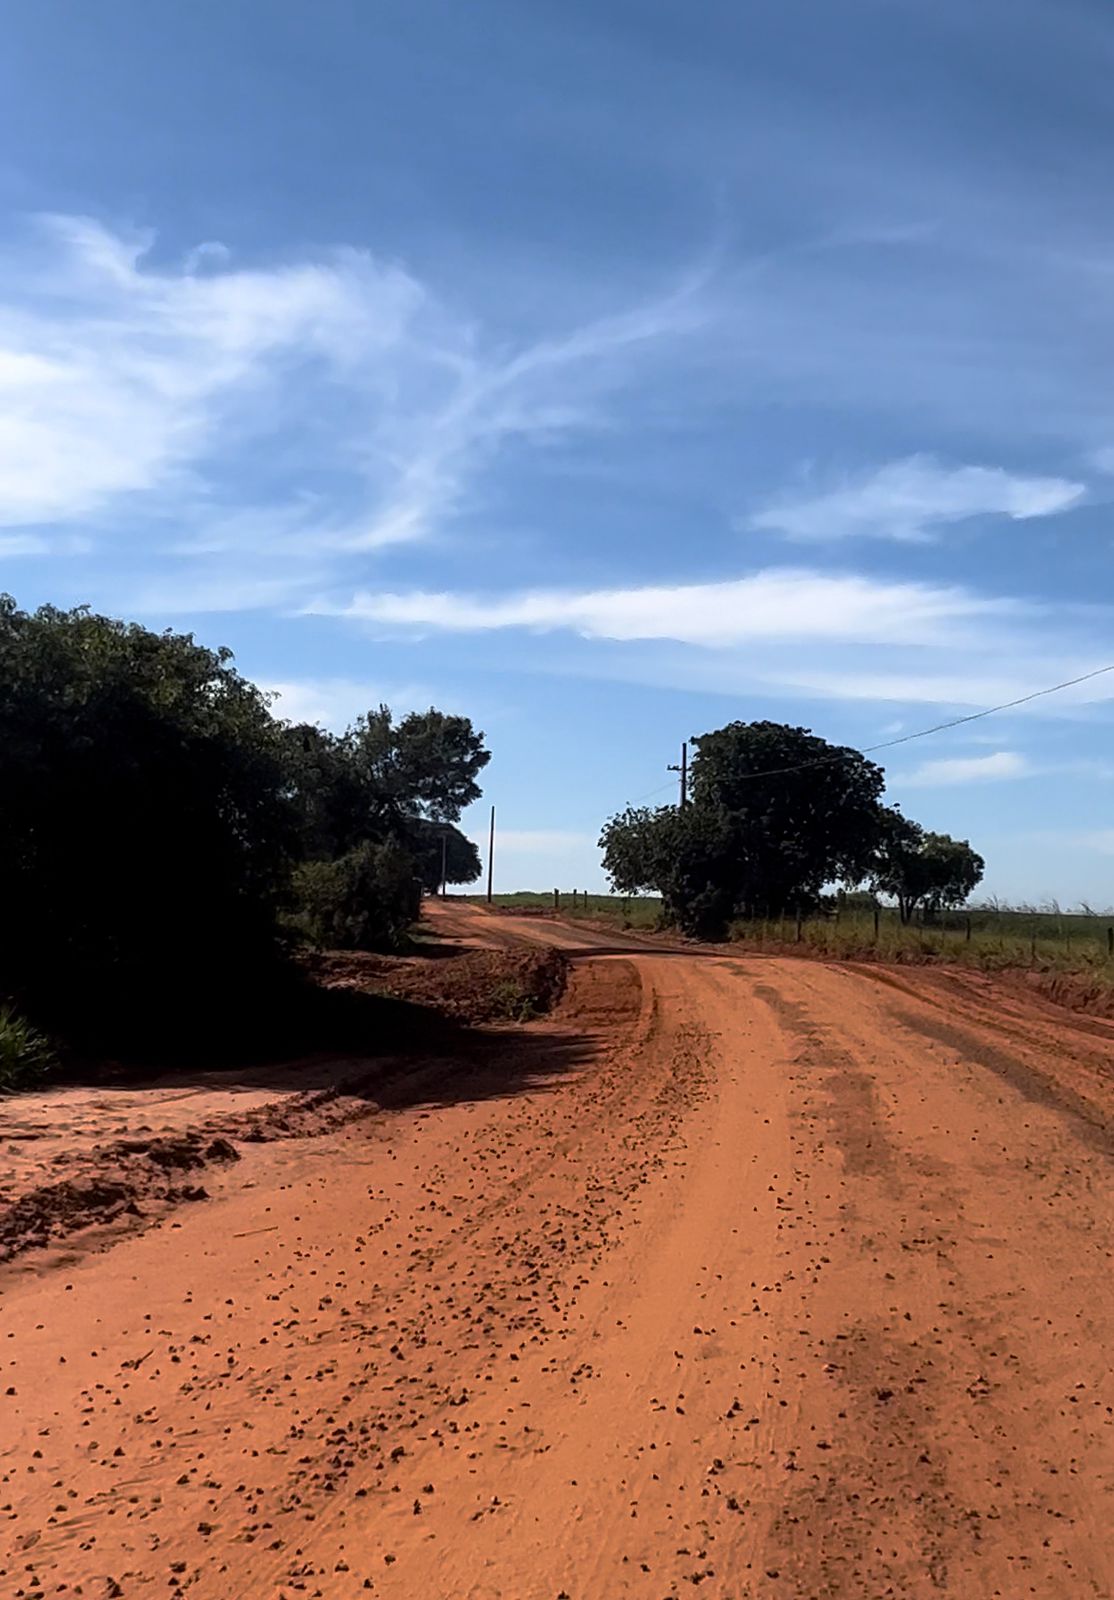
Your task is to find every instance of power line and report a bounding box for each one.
[860,662,1114,757]
[624,661,1114,800]
[625,776,679,805]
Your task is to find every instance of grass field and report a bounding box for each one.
[465,891,663,930]
[469,892,1114,975]
[729,906,1114,975]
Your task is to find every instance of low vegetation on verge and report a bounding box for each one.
[0,1005,57,1094]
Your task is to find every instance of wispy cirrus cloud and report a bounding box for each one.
[258,677,445,729]
[315,568,1019,649]
[899,750,1031,787]
[314,567,1114,722]
[0,214,709,597]
[748,455,1084,543]
[0,215,423,537]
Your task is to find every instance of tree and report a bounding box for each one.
[406,820,483,893]
[599,804,743,939]
[343,706,490,833]
[870,807,985,923]
[283,707,490,860]
[278,706,490,946]
[597,723,995,942]
[0,597,297,1035]
[688,721,886,916]
[602,721,888,935]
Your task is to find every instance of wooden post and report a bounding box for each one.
[486,805,495,903]
[795,909,803,944]
[966,915,972,943]
[554,888,560,912]
[873,906,880,941]
[1107,926,1112,958]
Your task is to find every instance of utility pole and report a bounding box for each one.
[667,741,688,808]
[486,805,495,903]
[440,830,448,897]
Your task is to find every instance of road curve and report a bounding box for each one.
[2,903,1113,1598]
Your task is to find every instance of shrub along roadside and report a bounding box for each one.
[0,595,491,1066]
[290,842,421,952]
[0,1005,57,1094]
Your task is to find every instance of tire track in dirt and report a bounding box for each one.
[735,958,1114,1599]
[3,912,1114,1599]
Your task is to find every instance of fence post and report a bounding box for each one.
[1030,930,1037,965]
[1107,926,1113,958]
[554,888,559,912]
[795,909,803,944]
[966,915,972,943]
[873,906,880,942]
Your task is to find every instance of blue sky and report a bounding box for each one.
[3,0,1114,903]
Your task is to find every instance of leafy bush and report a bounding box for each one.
[0,1005,57,1094]
[0,596,491,1054]
[291,841,421,951]
[0,597,297,1039]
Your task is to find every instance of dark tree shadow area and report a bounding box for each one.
[44,966,605,1114]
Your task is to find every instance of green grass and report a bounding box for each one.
[471,893,1114,978]
[0,1004,57,1094]
[728,906,1114,976]
[467,891,663,931]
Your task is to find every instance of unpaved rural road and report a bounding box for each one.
[4,902,1114,1598]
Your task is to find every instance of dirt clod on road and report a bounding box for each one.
[2,900,1113,1598]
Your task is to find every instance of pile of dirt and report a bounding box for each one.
[0,1131,241,1263]
[306,944,567,1026]
[0,1066,461,1264]
[1024,969,1114,1022]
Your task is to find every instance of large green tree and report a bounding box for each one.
[284,706,490,861]
[870,807,985,923]
[601,721,891,939]
[0,597,297,1030]
[688,721,885,915]
[406,819,483,894]
[599,804,738,939]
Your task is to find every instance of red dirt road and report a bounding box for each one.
[3,903,1114,1598]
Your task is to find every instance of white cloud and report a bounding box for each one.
[0,215,423,534]
[749,455,1084,543]
[318,568,1018,649]
[259,677,439,729]
[1071,831,1114,855]
[900,750,1030,786]
[0,214,707,589]
[0,532,50,557]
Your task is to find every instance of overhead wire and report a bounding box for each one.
[622,660,1114,802]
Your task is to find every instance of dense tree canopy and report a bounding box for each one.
[283,707,490,862]
[600,804,738,939]
[0,597,297,1026]
[600,720,982,939]
[870,807,985,923]
[406,820,483,894]
[0,597,491,1046]
[689,721,885,918]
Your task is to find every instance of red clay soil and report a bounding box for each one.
[2,901,1113,1598]
[305,943,567,1025]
